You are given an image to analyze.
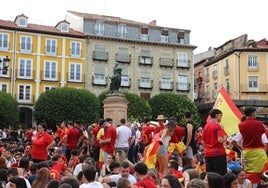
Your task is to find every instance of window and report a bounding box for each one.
[213,64,218,78]
[140,70,151,88]
[20,36,32,52]
[0,83,8,92]
[161,72,172,89]
[19,59,32,78]
[18,18,27,27]
[177,52,188,67]
[61,23,69,32]
[248,76,259,91]
[224,59,229,74]
[161,29,169,42]
[93,66,106,85]
[121,67,130,86]
[118,24,127,38]
[44,86,56,92]
[178,75,188,90]
[140,49,152,65]
[248,55,259,71]
[71,42,81,57]
[213,82,218,99]
[69,63,81,81]
[140,27,149,41]
[177,32,184,44]
[93,44,107,61]
[205,85,210,99]
[46,39,57,55]
[18,85,31,101]
[94,21,104,35]
[0,33,8,50]
[226,79,230,94]
[44,61,57,80]
[205,67,209,81]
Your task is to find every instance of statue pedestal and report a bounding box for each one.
[103,94,128,126]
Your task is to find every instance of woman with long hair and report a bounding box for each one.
[100,154,115,177]
[31,167,51,188]
[204,172,224,188]
[157,120,176,175]
[160,174,182,188]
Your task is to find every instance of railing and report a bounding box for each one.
[93,51,108,61]
[213,70,218,79]
[92,75,108,86]
[240,83,268,93]
[159,81,173,90]
[116,53,131,63]
[139,56,153,66]
[248,64,259,72]
[139,79,153,89]
[121,77,131,88]
[177,60,190,68]
[40,71,60,81]
[176,83,190,91]
[45,46,58,56]
[16,69,35,80]
[66,72,85,83]
[224,66,230,75]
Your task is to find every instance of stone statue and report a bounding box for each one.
[109,62,122,94]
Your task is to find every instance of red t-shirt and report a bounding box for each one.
[170,126,185,143]
[31,132,54,160]
[202,120,227,157]
[26,130,33,141]
[60,127,69,145]
[51,162,66,177]
[154,124,165,134]
[239,118,265,149]
[102,125,117,154]
[91,126,101,147]
[67,127,80,150]
[141,126,155,145]
[56,128,62,139]
[134,176,157,188]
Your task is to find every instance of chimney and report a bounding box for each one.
[149,20,157,26]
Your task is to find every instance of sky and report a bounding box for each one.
[0,0,267,54]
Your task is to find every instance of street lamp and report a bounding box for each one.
[0,56,10,74]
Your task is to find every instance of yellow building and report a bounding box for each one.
[0,14,86,127]
[201,34,268,119]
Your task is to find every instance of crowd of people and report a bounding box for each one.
[0,107,268,188]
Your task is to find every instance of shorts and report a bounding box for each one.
[158,144,168,156]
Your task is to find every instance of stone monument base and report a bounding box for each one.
[103,93,128,126]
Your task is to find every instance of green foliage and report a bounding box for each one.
[123,92,151,121]
[34,87,100,125]
[0,91,19,128]
[149,93,200,125]
[98,91,152,121]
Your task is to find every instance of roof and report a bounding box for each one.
[0,19,86,38]
[67,10,191,32]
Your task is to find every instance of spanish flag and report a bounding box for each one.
[144,134,160,169]
[208,86,242,136]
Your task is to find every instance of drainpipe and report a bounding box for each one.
[11,30,17,97]
[234,51,242,100]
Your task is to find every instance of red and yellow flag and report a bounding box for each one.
[207,86,242,136]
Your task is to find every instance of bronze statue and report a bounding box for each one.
[109,62,122,94]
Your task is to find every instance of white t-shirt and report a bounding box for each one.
[80,181,104,188]
[231,132,268,147]
[73,163,83,176]
[115,125,132,148]
[110,174,137,185]
[135,130,141,145]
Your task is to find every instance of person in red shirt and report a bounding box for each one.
[134,162,157,188]
[239,106,266,185]
[167,160,183,181]
[90,121,101,163]
[139,118,155,155]
[58,121,69,155]
[25,127,33,143]
[50,154,67,180]
[152,115,166,134]
[66,121,80,161]
[31,123,55,163]
[99,118,117,164]
[53,124,62,146]
[201,109,227,176]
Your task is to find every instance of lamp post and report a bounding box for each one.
[0,56,10,74]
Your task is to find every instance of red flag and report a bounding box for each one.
[207,86,242,135]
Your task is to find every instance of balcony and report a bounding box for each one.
[66,73,85,83]
[139,79,153,89]
[93,51,108,61]
[139,56,153,66]
[248,64,259,72]
[121,76,131,88]
[20,44,32,54]
[213,70,218,79]
[224,66,230,75]
[16,69,35,80]
[159,58,174,67]
[116,53,131,63]
[15,94,35,105]
[177,60,190,69]
[92,75,108,86]
[240,83,268,93]
[176,83,190,91]
[159,81,173,91]
[40,71,60,81]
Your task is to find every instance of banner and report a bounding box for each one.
[207,86,242,136]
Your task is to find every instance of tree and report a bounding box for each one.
[149,93,200,125]
[98,91,151,121]
[34,87,100,126]
[0,91,19,128]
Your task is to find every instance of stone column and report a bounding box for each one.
[103,93,128,126]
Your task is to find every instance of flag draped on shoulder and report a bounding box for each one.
[207,86,242,136]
